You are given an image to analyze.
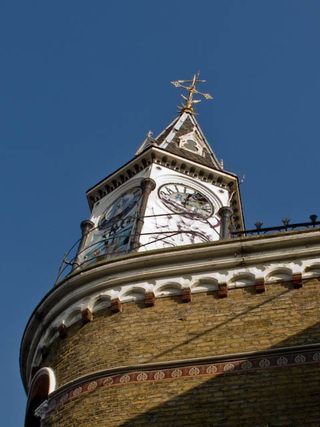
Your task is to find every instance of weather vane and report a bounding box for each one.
[171,72,213,114]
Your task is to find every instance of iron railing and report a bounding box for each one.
[231,218,320,237]
[55,214,320,285]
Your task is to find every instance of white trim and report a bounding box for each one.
[29,366,56,394]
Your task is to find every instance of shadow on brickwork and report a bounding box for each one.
[119,283,320,427]
[119,323,320,427]
[144,286,319,364]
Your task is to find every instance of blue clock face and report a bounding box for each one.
[81,187,142,263]
[98,187,142,230]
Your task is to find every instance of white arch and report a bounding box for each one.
[64,308,82,326]
[29,366,56,395]
[191,277,218,292]
[228,272,255,288]
[304,263,320,276]
[120,286,146,301]
[91,294,111,313]
[265,267,293,283]
[155,281,182,297]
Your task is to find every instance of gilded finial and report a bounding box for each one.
[171,72,213,114]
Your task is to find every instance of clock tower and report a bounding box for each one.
[76,75,243,269]
[21,76,320,427]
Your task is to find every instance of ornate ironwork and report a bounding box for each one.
[171,72,213,114]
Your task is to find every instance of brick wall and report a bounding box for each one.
[41,278,320,426]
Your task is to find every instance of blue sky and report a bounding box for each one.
[1,1,320,425]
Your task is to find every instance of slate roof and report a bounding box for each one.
[153,112,222,170]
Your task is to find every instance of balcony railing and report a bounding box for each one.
[55,215,320,285]
[232,218,320,237]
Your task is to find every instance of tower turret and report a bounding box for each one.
[76,77,243,270]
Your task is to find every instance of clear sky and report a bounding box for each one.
[1,1,320,425]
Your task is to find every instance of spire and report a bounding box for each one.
[171,72,213,115]
[135,74,222,169]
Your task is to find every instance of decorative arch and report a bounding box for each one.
[192,277,219,292]
[304,263,320,276]
[91,294,111,313]
[64,307,82,326]
[228,272,255,288]
[25,367,56,427]
[155,282,182,297]
[265,267,293,283]
[120,287,146,301]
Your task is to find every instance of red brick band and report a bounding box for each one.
[47,348,320,413]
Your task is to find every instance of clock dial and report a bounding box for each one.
[158,183,213,219]
[81,187,142,263]
[99,187,142,230]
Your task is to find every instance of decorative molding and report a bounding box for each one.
[86,146,239,209]
[36,258,320,346]
[30,265,319,371]
[43,346,320,417]
[34,400,49,421]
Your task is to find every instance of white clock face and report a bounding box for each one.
[158,183,213,219]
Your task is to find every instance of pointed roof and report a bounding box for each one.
[137,111,222,170]
[135,131,157,156]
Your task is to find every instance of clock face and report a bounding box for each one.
[80,187,142,264]
[158,183,213,219]
[99,187,142,230]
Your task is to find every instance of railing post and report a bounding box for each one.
[218,206,233,240]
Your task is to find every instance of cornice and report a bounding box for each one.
[86,146,241,210]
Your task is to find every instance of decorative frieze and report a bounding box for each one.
[43,346,320,417]
[86,146,240,212]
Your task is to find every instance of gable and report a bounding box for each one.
[155,112,222,170]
